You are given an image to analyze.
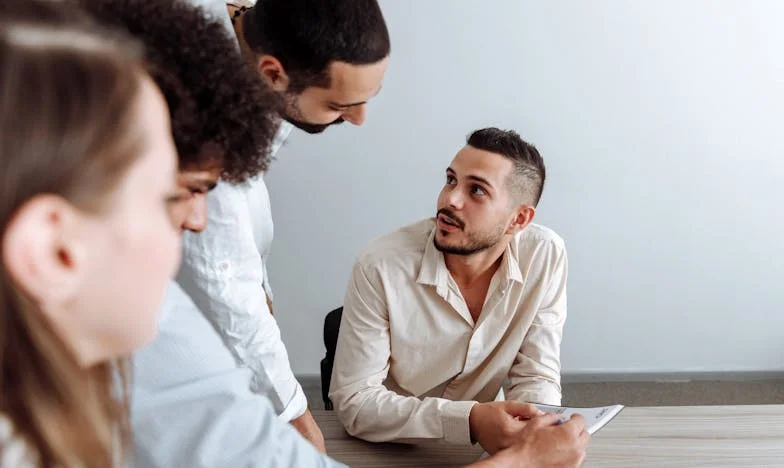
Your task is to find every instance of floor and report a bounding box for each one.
[301,378,784,410]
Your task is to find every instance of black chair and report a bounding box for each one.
[320,307,343,410]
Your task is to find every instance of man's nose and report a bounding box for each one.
[342,104,366,126]
[182,196,207,233]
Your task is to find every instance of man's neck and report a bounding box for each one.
[444,241,508,287]
[230,8,288,129]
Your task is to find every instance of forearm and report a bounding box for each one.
[506,377,562,406]
[330,381,476,444]
[329,262,479,443]
[179,264,305,416]
[237,308,306,418]
[176,183,303,417]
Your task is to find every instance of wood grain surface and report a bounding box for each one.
[314,405,784,467]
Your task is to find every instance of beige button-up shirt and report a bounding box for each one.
[330,218,567,445]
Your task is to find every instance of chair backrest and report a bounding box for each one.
[320,307,343,410]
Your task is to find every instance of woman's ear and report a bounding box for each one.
[256,54,290,92]
[2,195,85,309]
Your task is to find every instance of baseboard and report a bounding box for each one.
[296,371,784,387]
[561,370,784,383]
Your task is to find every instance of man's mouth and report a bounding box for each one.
[440,215,460,227]
[437,210,464,231]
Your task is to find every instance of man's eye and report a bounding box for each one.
[446,175,456,184]
[471,185,486,196]
[166,188,195,203]
[165,194,187,204]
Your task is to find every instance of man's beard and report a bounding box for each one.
[284,92,344,134]
[286,116,344,134]
[433,208,505,256]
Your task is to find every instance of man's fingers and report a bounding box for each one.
[578,429,591,446]
[505,402,544,419]
[563,413,588,434]
[529,413,560,428]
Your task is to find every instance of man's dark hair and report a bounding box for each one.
[467,128,546,206]
[79,0,281,183]
[244,0,390,93]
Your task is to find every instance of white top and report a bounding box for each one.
[174,0,307,421]
[330,218,567,445]
[0,415,37,468]
[174,121,307,421]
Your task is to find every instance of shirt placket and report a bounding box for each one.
[441,276,510,399]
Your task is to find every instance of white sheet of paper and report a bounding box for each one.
[533,403,624,435]
[476,404,624,461]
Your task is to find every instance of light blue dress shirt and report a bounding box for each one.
[132,283,345,467]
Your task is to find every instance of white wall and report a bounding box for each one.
[267,0,784,377]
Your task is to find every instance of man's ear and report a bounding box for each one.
[2,195,85,309]
[506,205,536,235]
[257,54,290,92]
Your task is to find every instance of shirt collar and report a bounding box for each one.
[502,237,525,285]
[416,224,525,289]
[416,224,443,287]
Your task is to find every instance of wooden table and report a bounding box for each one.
[314,405,784,467]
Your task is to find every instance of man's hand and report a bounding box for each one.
[470,413,590,468]
[290,409,326,453]
[468,401,545,454]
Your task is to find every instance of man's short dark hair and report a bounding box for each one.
[79,0,281,183]
[244,0,390,93]
[467,128,546,206]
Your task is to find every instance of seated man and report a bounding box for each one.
[331,127,577,457]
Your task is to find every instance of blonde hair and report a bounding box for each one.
[0,1,148,466]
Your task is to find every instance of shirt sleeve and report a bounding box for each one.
[329,261,477,445]
[133,283,342,467]
[133,381,341,468]
[176,181,307,421]
[506,242,567,406]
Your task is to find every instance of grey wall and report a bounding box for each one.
[267,0,784,377]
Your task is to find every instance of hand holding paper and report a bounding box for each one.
[468,401,545,454]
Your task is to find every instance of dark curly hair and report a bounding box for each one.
[79,0,281,183]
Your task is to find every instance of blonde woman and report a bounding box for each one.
[0,1,181,465]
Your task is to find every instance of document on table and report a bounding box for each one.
[478,404,624,461]
[533,403,624,435]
